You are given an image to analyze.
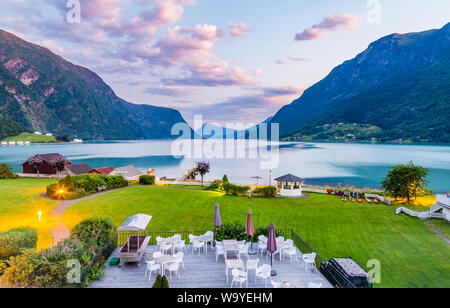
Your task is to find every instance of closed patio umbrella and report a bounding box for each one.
[267,222,277,276]
[245,210,256,255]
[214,203,222,245]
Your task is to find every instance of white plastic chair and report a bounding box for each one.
[159,243,172,254]
[283,247,298,263]
[174,240,186,253]
[174,252,185,269]
[257,241,266,256]
[271,279,282,288]
[239,243,250,259]
[164,262,180,281]
[153,251,164,259]
[215,246,224,262]
[276,236,285,242]
[302,253,317,271]
[156,236,164,249]
[256,264,272,287]
[246,258,259,282]
[173,234,182,239]
[145,260,160,280]
[231,269,248,288]
[192,240,205,255]
[188,234,197,252]
[308,282,322,288]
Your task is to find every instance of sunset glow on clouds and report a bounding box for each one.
[1,0,449,125]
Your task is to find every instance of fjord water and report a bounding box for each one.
[1,141,449,193]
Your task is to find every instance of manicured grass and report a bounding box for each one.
[429,219,450,239]
[0,178,59,249]
[2,133,57,143]
[63,186,450,288]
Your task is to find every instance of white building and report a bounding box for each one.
[274,174,305,198]
[45,133,53,136]
[34,131,42,135]
[436,195,450,222]
[112,165,145,181]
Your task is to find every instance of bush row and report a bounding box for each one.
[215,222,281,243]
[47,174,128,200]
[252,186,277,198]
[222,183,251,196]
[139,175,155,185]
[0,217,116,287]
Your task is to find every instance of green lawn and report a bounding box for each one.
[2,133,57,143]
[0,178,58,249]
[63,186,450,288]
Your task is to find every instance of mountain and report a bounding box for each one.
[270,23,450,142]
[0,30,190,140]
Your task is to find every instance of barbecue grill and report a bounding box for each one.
[320,258,372,288]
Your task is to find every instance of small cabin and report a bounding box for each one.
[65,163,92,176]
[23,153,72,175]
[274,174,305,197]
[90,167,114,175]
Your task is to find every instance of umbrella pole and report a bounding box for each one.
[271,253,277,276]
[248,235,257,255]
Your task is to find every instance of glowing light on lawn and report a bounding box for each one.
[38,211,42,223]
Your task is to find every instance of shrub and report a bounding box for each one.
[216,222,248,242]
[46,174,128,199]
[70,217,116,249]
[1,218,117,288]
[222,183,250,196]
[139,175,155,185]
[0,163,16,179]
[0,228,38,260]
[206,180,222,191]
[253,186,277,198]
[152,274,170,288]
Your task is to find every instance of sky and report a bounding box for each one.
[1,0,449,127]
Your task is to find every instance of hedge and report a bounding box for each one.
[222,183,250,196]
[139,175,155,185]
[253,186,277,198]
[47,174,128,200]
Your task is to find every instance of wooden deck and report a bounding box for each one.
[90,245,333,288]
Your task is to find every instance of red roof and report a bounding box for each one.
[89,167,114,175]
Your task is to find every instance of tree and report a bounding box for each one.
[152,274,170,288]
[54,159,66,179]
[381,162,429,203]
[0,163,15,179]
[196,162,210,186]
[28,156,43,179]
[222,174,229,184]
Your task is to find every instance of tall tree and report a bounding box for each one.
[54,159,66,178]
[196,162,210,186]
[28,156,43,179]
[381,162,429,203]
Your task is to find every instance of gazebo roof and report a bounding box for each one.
[118,214,152,232]
[274,174,305,183]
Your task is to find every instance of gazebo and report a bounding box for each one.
[118,214,152,264]
[274,174,305,197]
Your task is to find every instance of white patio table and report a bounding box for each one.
[163,237,181,254]
[223,240,240,260]
[155,255,177,274]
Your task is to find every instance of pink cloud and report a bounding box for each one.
[229,23,251,37]
[288,56,308,62]
[295,14,361,41]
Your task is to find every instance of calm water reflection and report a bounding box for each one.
[0,141,449,193]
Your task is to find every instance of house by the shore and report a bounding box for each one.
[22,153,72,175]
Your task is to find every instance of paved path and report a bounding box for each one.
[48,187,130,244]
[424,220,450,245]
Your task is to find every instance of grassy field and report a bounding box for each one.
[2,133,57,143]
[63,186,450,288]
[0,178,58,249]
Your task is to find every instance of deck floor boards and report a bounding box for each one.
[90,245,333,288]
